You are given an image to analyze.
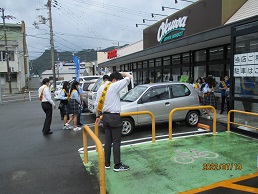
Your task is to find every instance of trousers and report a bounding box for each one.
[102,113,123,165]
[41,102,53,134]
[221,96,229,113]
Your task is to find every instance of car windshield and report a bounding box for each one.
[91,78,104,92]
[121,85,147,102]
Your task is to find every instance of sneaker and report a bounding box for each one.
[65,123,70,127]
[105,164,110,169]
[63,125,71,130]
[113,163,129,172]
[73,127,81,131]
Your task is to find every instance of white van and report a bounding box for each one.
[87,72,134,113]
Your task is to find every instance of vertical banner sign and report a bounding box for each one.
[73,56,80,81]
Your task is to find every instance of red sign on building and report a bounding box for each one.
[107,49,117,59]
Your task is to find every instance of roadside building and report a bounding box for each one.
[0,21,28,93]
[41,62,88,81]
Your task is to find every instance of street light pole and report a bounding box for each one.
[47,0,56,90]
[1,8,12,94]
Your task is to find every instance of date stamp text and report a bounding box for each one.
[202,163,242,170]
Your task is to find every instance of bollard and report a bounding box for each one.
[29,91,31,101]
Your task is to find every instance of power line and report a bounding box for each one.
[56,0,143,34]
[62,0,151,17]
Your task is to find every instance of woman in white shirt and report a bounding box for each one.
[193,77,203,104]
[202,76,216,119]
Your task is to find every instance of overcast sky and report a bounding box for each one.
[1,0,197,60]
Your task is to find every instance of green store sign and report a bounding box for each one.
[157,16,188,44]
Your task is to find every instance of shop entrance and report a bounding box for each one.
[230,19,258,134]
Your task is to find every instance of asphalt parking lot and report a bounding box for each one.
[1,96,256,194]
[0,100,99,194]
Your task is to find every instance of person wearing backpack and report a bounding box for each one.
[219,75,230,114]
[38,78,56,135]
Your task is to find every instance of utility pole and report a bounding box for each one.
[1,8,12,94]
[47,0,56,90]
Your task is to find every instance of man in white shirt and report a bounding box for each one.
[38,78,56,135]
[95,72,131,172]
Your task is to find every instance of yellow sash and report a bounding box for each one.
[39,86,47,101]
[221,81,227,89]
[194,83,199,89]
[204,86,214,97]
[97,82,112,112]
[63,89,70,101]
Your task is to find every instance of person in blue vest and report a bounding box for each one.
[219,75,230,114]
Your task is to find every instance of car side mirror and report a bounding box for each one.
[138,97,148,104]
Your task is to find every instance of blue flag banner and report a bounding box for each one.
[73,56,80,81]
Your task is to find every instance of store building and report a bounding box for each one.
[99,0,258,135]
[96,40,143,75]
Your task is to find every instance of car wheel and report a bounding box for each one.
[122,117,134,136]
[185,111,199,127]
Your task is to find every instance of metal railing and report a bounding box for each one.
[94,111,156,142]
[227,110,258,131]
[168,106,217,140]
[83,125,106,194]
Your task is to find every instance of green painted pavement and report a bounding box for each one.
[80,132,258,194]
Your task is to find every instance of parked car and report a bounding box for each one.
[53,80,72,100]
[119,82,201,136]
[53,87,63,100]
[88,72,134,113]
[50,80,64,93]
[80,79,99,112]
[79,75,101,82]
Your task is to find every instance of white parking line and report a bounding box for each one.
[79,130,211,153]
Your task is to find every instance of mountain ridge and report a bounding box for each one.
[30,45,127,76]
